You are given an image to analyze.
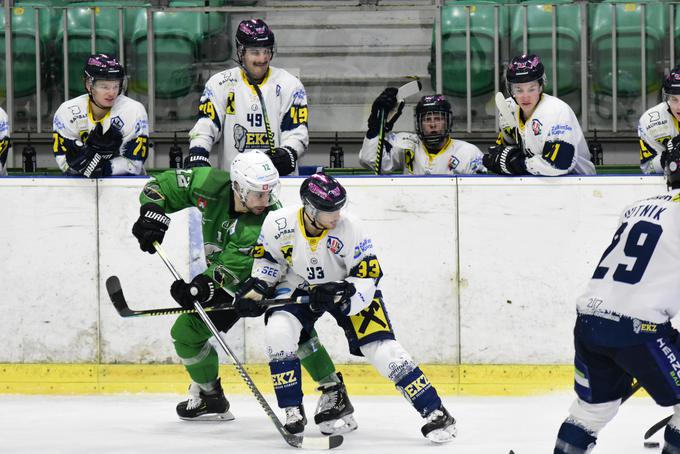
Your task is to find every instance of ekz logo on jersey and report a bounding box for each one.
[327,236,344,254]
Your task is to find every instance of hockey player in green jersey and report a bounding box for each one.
[131,151,355,432]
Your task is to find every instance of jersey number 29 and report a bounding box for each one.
[592,220,662,284]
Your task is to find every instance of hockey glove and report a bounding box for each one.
[483,145,527,175]
[234,277,275,318]
[86,122,123,154]
[308,281,356,315]
[663,135,680,169]
[170,274,215,309]
[131,203,170,254]
[184,147,211,168]
[271,146,298,176]
[366,87,399,139]
[65,143,114,177]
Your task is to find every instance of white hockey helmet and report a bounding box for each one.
[230,151,281,206]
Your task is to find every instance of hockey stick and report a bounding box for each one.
[374,79,422,175]
[233,59,276,156]
[151,241,342,450]
[105,275,309,318]
[494,91,519,145]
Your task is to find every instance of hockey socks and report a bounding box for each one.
[298,336,337,384]
[395,367,442,417]
[663,424,680,453]
[554,419,597,454]
[270,358,304,408]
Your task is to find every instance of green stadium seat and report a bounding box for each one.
[509,1,581,97]
[430,1,508,98]
[129,1,228,99]
[56,2,148,97]
[590,0,667,99]
[0,1,62,98]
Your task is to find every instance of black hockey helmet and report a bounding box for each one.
[300,172,347,213]
[506,54,545,86]
[236,19,275,61]
[83,53,126,94]
[663,66,680,96]
[414,94,453,150]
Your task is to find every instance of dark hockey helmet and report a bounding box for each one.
[235,19,275,61]
[414,94,453,149]
[300,172,347,214]
[663,66,680,97]
[506,54,545,86]
[83,53,126,94]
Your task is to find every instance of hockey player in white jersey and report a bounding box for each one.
[52,54,149,177]
[235,173,457,443]
[0,107,10,176]
[186,18,307,176]
[358,91,485,175]
[638,66,680,174]
[553,148,680,453]
[485,54,596,176]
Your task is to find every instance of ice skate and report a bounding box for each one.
[421,405,456,443]
[314,372,358,435]
[176,378,234,421]
[284,405,307,434]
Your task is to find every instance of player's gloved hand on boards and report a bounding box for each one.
[184,147,211,168]
[131,203,170,254]
[65,142,114,177]
[308,281,356,315]
[86,122,123,154]
[483,144,526,175]
[367,87,399,139]
[234,277,274,318]
[271,146,297,176]
[663,135,680,169]
[170,274,215,309]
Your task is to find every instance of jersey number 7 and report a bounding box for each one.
[592,220,662,284]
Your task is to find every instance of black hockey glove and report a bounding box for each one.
[233,277,274,318]
[170,274,215,309]
[86,122,123,154]
[483,144,527,175]
[663,135,680,169]
[131,203,170,254]
[367,87,399,139]
[65,144,113,178]
[184,147,211,168]
[271,146,298,176]
[308,281,356,315]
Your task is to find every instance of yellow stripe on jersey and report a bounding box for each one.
[297,208,328,252]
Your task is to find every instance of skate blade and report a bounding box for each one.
[319,415,358,436]
[425,424,457,444]
[179,410,235,422]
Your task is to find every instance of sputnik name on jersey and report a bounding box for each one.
[251,206,380,315]
[575,192,680,346]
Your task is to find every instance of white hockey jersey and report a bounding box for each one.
[52,94,149,175]
[498,94,596,176]
[0,107,9,176]
[251,206,381,316]
[189,66,309,171]
[358,133,485,175]
[637,101,679,174]
[575,189,680,345]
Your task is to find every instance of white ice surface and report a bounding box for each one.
[0,392,670,453]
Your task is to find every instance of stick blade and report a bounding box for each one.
[644,415,672,439]
[396,80,422,101]
[297,434,343,450]
[106,276,133,317]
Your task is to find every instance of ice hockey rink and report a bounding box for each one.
[0,392,670,453]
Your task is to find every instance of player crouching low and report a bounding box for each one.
[235,173,456,443]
